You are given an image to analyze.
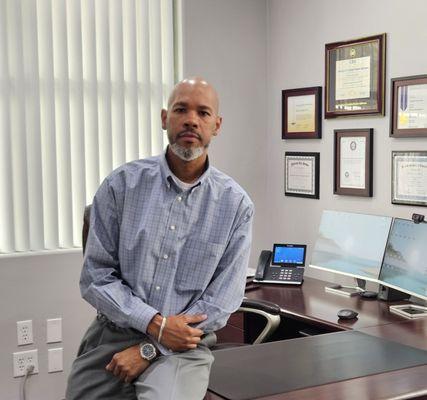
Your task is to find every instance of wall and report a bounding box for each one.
[0,251,94,400]
[181,0,269,267]
[266,0,427,283]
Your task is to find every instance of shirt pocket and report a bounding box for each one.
[175,238,225,291]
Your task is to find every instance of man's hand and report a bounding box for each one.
[147,313,207,352]
[105,344,150,383]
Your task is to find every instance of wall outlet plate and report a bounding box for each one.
[13,349,39,377]
[17,320,33,346]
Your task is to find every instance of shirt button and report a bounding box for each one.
[177,196,182,202]
[155,286,160,291]
[170,225,176,231]
[163,254,169,260]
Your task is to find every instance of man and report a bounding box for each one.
[66,77,254,400]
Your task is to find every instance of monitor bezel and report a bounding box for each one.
[272,243,307,267]
[309,211,393,283]
[309,263,383,284]
[378,217,427,302]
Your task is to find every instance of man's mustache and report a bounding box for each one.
[177,130,202,140]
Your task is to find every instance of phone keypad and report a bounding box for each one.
[269,268,303,281]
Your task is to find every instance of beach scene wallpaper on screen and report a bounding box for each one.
[311,211,392,280]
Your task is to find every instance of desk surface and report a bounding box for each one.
[207,277,427,400]
[245,277,407,332]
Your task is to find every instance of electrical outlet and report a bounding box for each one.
[13,349,39,377]
[17,320,33,345]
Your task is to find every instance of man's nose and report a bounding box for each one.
[183,111,199,129]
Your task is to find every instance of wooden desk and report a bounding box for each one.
[246,277,406,331]
[208,277,427,400]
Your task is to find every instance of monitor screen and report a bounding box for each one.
[272,244,306,266]
[310,210,392,281]
[379,218,427,300]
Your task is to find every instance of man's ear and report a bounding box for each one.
[161,109,168,130]
[213,116,222,136]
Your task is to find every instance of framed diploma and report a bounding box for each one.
[392,151,427,207]
[282,87,322,139]
[390,75,427,137]
[334,129,373,197]
[284,152,320,199]
[325,33,386,118]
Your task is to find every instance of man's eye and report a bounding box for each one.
[200,111,210,117]
[174,107,186,113]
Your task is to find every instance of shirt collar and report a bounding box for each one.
[159,147,211,190]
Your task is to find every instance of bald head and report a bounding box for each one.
[167,77,220,114]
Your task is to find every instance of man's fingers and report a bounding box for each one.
[186,335,202,344]
[183,314,207,324]
[119,370,127,381]
[188,327,204,337]
[113,363,122,377]
[105,361,113,371]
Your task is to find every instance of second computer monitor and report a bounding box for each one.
[379,218,427,301]
[310,210,393,281]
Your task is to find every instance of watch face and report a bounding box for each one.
[140,343,156,360]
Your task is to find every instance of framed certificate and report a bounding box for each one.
[390,75,427,137]
[282,87,322,139]
[392,151,427,207]
[284,152,320,199]
[325,34,386,118]
[334,129,373,197]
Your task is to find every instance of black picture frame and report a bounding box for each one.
[282,87,322,139]
[284,152,320,199]
[325,33,386,118]
[334,129,373,197]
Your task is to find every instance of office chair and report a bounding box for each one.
[82,204,281,346]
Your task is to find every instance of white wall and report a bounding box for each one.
[182,0,269,267]
[266,0,427,284]
[0,251,94,400]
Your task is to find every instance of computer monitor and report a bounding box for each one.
[310,210,393,296]
[379,218,427,303]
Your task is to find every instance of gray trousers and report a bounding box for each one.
[66,315,214,400]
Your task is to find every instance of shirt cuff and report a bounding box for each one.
[129,304,159,334]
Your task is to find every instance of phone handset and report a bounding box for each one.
[255,250,272,281]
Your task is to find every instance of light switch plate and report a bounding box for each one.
[47,318,62,343]
[48,348,63,373]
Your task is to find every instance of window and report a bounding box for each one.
[0,0,179,253]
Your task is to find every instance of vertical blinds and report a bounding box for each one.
[0,0,177,253]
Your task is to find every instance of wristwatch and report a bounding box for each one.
[139,342,157,362]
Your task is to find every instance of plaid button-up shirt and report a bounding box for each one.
[81,151,254,352]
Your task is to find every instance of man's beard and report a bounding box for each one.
[169,142,206,162]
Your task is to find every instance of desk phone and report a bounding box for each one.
[254,243,306,285]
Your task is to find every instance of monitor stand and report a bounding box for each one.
[325,278,366,297]
[389,296,427,319]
